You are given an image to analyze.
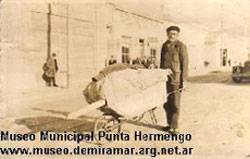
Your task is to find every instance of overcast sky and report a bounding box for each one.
[163,0,249,31]
[112,0,250,35]
[1,0,249,36]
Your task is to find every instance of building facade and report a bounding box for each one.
[204,31,250,70]
[1,0,165,116]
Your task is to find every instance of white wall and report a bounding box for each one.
[112,6,165,65]
[204,31,250,69]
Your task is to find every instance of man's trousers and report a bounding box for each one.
[163,80,181,129]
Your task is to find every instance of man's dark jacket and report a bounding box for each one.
[160,40,189,84]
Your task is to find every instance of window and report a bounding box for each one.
[220,49,227,66]
[139,39,144,43]
[150,48,157,64]
[139,39,145,57]
[122,46,130,64]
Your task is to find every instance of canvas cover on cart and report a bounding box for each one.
[83,67,171,118]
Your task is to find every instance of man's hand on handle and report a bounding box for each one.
[181,79,188,91]
[182,80,188,91]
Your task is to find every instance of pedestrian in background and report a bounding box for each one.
[45,53,59,87]
[42,60,50,86]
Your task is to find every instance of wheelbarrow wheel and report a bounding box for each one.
[94,116,121,145]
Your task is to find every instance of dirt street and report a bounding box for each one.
[114,71,250,158]
[179,72,250,158]
[1,72,250,159]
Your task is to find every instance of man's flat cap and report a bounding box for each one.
[166,26,180,32]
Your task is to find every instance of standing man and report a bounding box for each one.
[160,26,189,133]
[45,53,59,87]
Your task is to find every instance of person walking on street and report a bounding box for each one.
[160,26,189,134]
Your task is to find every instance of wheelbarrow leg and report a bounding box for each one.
[149,107,157,125]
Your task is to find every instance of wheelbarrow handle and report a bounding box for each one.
[167,88,186,96]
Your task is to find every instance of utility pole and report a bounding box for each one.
[66,2,69,88]
[47,3,51,58]
[220,3,225,66]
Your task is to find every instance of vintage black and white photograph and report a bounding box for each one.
[0,0,250,158]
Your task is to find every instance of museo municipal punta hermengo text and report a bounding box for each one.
[0,131,192,144]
